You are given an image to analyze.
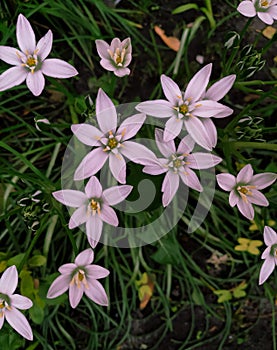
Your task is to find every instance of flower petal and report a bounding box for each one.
[184,117,213,150]
[74,148,108,181]
[250,173,277,189]
[117,113,146,141]
[96,88,117,134]
[103,185,132,205]
[237,164,253,184]
[177,134,195,154]
[136,100,175,118]
[69,283,84,308]
[184,63,212,102]
[199,118,217,148]
[58,263,76,274]
[179,167,203,192]
[0,265,18,294]
[52,189,87,207]
[71,123,103,147]
[109,152,127,184]
[86,216,103,248]
[42,58,78,78]
[237,1,256,17]
[100,204,118,226]
[10,295,32,310]
[187,153,222,169]
[143,162,167,175]
[5,307,33,340]
[47,274,71,299]
[161,74,182,105]
[85,280,109,306]
[205,75,236,101]
[192,100,229,118]
[155,128,176,157]
[229,189,239,207]
[0,316,4,330]
[36,30,53,61]
[216,173,236,191]
[248,190,269,206]
[26,70,45,96]
[163,116,183,142]
[85,175,103,198]
[237,199,254,220]
[86,265,110,279]
[264,226,277,247]
[257,11,274,25]
[99,58,116,72]
[95,39,110,60]
[162,171,180,206]
[0,46,22,65]
[16,14,36,54]
[259,258,275,284]
[0,66,27,92]
[69,205,88,229]
[75,248,94,266]
[114,67,130,77]
[120,140,157,165]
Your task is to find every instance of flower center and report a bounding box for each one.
[238,186,249,195]
[260,0,269,6]
[167,154,185,173]
[90,199,101,214]
[26,56,37,67]
[107,137,118,149]
[179,104,189,115]
[108,47,126,67]
[270,244,277,257]
[237,185,256,202]
[70,269,89,289]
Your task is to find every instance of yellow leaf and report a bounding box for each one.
[154,26,180,52]
[235,237,263,255]
[262,26,277,39]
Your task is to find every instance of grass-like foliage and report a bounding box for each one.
[0,0,277,349]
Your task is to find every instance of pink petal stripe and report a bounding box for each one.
[96,88,118,133]
[250,173,277,189]
[184,63,212,102]
[155,128,176,157]
[100,204,119,226]
[248,190,269,206]
[180,168,203,192]
[237,199,254,220]
[69,283,84,308]
[197,118,217,148]
[26,70,45,96]
[117,113,146,141]
[103,185,132,205]
[187,153,222,169]
[69,205,87,229]
[36,30,53,61]
[184,116,213,151]
[75,248,94,266]
[259,258,275,284]
[205,75,236,101]
[10,295,32,310]
[136,100,175,118]
[161,74,182,105]
[237,164,253,184]
[100,58,116,72]
[71,123,103,147]
[52,189,87,207]
[95,39,110,60]
[74,148,108,181]
[192,100,228,118]
[237,1,256,17]
[164,116,183,142]
[162,171,180,206]
[41,58,78,78]
[85,175,103,198]
[257,11,274,25]
[120,140,157,165]
[216,173,236,191]
[0,46,22,65]
[47,274,71,298]
[114,67,130,77]
[5,307,33,340]
[0,66,27,92]
[58,263,76,274]
[85,280,109,306]
[229,190,239,207]
[86,265,110,279]
[86,216,103,248]
[16,14,36,54]
[108,152,127,184]
[0,265,18,294]
[264,226,277,247]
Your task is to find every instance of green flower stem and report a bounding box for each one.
[230,141,277,151]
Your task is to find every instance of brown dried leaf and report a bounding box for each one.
[154,25,180,52]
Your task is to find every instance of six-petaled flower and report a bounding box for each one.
[216,164,277,220]
[47,248,110,308]
[259,226,277,284]
[237,0,277,25]
[0,14,78,96]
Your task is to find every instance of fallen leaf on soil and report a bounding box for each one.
[154,26,180,51]
[262,26,277,39]
[235,238,263,255]
[135,272,155,310]
[206,250,230,270]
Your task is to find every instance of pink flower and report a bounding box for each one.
[136,64,234,150]
[53,175,132,248]
[0,14,78,96]
[259,226,277,284]
[143,129,222,206]
[47,248,110,308]
[217,164,277,220]
[95,37,132,77]
[237,0,277,25]
[72,88,155,184]
[0,266,33,340]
